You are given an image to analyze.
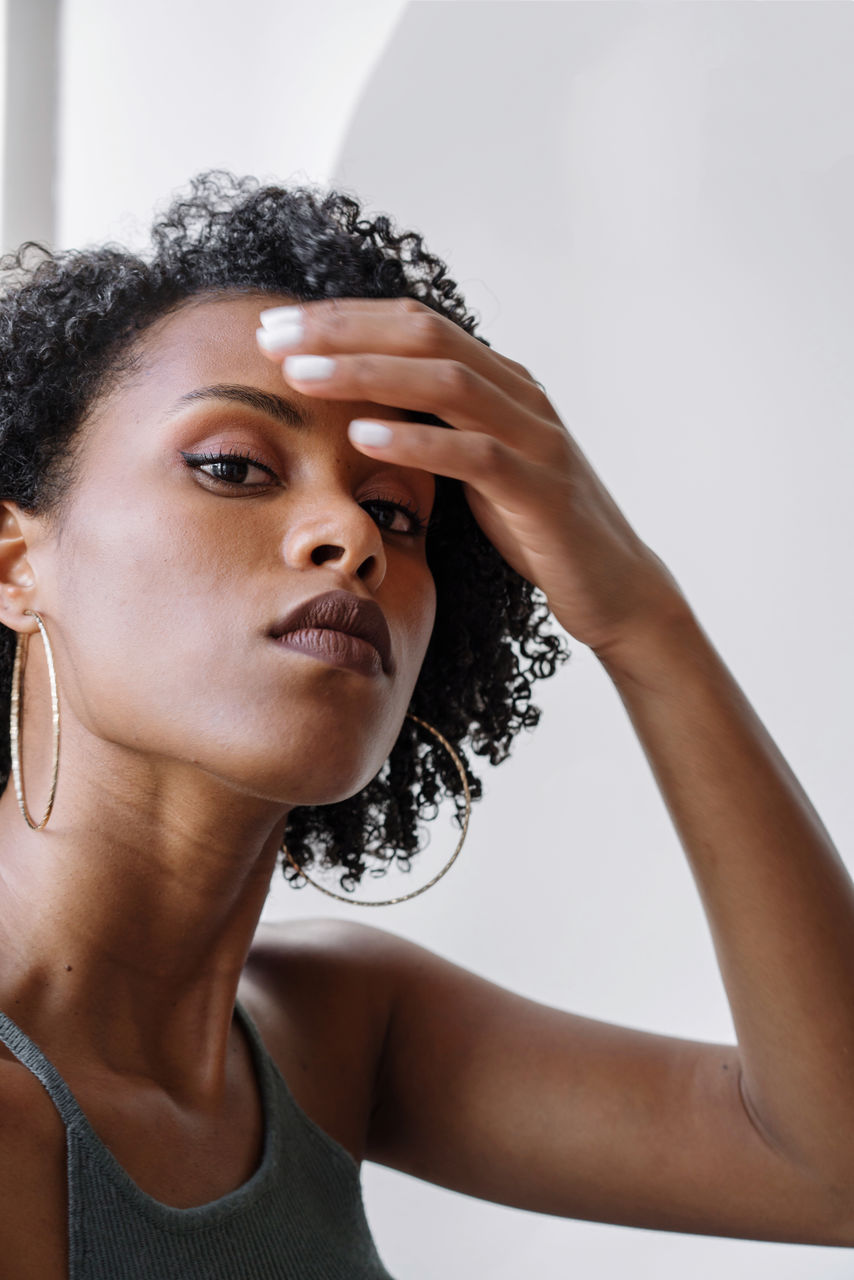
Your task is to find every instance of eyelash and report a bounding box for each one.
[181,448,429,537]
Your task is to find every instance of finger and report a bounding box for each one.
[346,415,526,504]
[277,350,547,448]
[256,296,551,416]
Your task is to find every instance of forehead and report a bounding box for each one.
[85,290,412,443]
[72,291,436,509]
[118,291,305,412]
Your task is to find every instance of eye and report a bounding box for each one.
[362,497,428,538]
[181,448,428,535]
[181,448,277,490]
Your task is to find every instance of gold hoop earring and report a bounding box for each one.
[282,712,471,906]
[10,609,61,830]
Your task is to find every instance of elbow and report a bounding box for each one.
[822,1186,854,1248]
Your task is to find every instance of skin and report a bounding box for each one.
[0,289,438,1052]
[1,288,854,1275]
[0,292,437,1266]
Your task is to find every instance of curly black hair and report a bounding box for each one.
[0,170,571,893]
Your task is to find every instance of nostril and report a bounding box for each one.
[311,546,344,566]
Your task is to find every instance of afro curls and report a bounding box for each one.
[0,171,571,893]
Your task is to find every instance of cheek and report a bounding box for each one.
[51,487,248,737]
[398,562,437,673]
[46,468,439,801]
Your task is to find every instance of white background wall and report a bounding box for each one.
[41,2,854,1276]
[0,1,6,226]
[1,0,58,253]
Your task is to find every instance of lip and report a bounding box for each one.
[272,629,383,677]
[268,589,394,675]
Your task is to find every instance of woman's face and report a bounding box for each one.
[27,292,437,807]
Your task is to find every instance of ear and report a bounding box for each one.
[0,502,43,636]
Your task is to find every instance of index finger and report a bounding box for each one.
[256,297,550,414]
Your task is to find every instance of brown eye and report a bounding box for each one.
[362,498,428,537]
[181,449,277,489]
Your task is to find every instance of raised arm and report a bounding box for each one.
[358,601,854,1241]
[258,297,854,1242]
[592,603,854,1197]
[359,603,854,1244]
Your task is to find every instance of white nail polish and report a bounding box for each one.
[284,355,335,381]
[256,324,303,352]
[259,304,304,328]
[349,420,393,447]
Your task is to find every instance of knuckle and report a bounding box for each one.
[513,361,549,400]
[529,384,553,414]
[395,297,424,316]
[435,359,474,400]
[316,306,347,340]
[514,369,551,413]
[410,309,448,351]
[354,352,385,383]
[475,432,507,471]
[505,357,550,400]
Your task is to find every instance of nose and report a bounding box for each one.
[281,493,387,591]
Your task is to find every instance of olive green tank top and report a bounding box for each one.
[0,1000,396,1278]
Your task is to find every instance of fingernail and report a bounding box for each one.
[284,355,336,381]
[259,305,304,328]
[349,420,393,447]
[256,323,303,352]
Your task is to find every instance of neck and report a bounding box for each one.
[0,750,292,1100]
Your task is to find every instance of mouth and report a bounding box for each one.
[270,627,384,677]
[268,589,394,675]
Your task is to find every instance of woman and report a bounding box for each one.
[0,171,851,1278]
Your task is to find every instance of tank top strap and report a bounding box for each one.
[0,1000,396,1277]
[0,1007,88,1130]
[232,997,273,1083]
[0,1001,268,1135]
[0,998,353,1179]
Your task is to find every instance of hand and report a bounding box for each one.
[257,298,688,656]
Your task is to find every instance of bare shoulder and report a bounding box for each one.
[244,916,419,1013]
[247,914,413,964]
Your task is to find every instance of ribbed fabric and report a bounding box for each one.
[0,1000,396,1279]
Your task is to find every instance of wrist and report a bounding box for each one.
[591,598,706,692]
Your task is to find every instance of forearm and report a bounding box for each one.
[594,606,854,1181]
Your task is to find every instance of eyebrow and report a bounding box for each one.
[165,383,310,430]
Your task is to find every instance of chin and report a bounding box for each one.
[274,767,386,810]
[198,748,387,809]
